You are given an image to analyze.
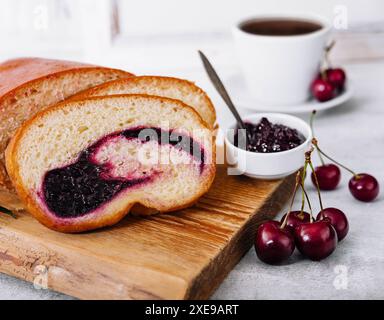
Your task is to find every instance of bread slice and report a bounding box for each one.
[71,76,216,128]
[0,57,133,190]
[6,95,216,233]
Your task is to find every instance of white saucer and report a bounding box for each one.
[227,73,354,114]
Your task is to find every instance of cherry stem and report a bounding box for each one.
[281,171,301,229]
[310,111,325,165]
[306,149,324,212]
[324,40,335,70]
[326,40,336,53]
[299,178,313,223]
[320,69,327,81]
[300,162,308,213]
[312,139,358,177]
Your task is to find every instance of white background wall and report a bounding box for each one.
[118,0,384,36]
[0,0,383,71]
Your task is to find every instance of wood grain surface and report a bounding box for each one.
[0,165,294,299]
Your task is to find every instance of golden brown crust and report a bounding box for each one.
[0,58,93,98]
[70,75,216,128]
[5,94,216,233]
[0,57,133,107]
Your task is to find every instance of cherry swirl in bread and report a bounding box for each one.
[41,127,206,218]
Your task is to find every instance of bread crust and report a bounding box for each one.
[70,75,216,128]
[5,94,216,233]
[0,57,133,106]
[0,57,133,190]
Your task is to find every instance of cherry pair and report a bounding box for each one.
[310,111,379,202]
[311,41,347,102]
[311,68,346,102]
[312,152,379,202]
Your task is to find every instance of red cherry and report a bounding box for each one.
[326,68,346,90]
[255,220,295,264]
[294,220,337,261]
[280,210,311,235]
[349,173,379,202]
[311,164,341,190]
[317,208,349,241]
[311,78,335,102]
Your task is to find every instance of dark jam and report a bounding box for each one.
[234,117,305,153]
[43,127,205,218]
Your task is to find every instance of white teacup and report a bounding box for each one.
[232,14,331,106]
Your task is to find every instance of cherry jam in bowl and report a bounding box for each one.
[225,113,312,179]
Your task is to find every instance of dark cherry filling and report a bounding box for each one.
[42,127,205,219]
[234,117,305,153]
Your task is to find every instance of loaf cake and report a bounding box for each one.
[0,57,133,190]
[6,95,216,233]
[71,76,216,128]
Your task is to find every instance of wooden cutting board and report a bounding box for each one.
[0,165,294,300]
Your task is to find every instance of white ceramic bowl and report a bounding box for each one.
[225,113,312,179]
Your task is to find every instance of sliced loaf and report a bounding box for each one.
[0,57,133,189]
[6,95,216,233]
